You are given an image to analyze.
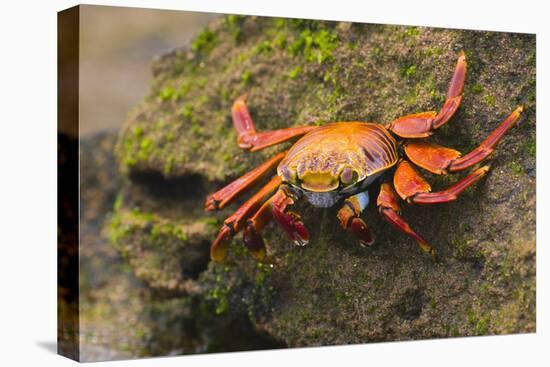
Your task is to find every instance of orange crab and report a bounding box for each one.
[204,51,523,262]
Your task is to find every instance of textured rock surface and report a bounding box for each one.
[93,16,535,355]
[80,132,282,361]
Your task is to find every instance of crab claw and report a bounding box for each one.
[210,226,232,262]
[349,217,375,247]
[243,223,267,261]
[272,209,309,246]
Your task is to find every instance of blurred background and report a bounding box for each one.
[80,5,218,135]
[74,6,219,360]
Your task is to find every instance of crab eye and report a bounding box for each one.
[280,166,297,184]
[340,167,359,185]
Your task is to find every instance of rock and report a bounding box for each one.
[80,132,282,360]
[109,16,535,352]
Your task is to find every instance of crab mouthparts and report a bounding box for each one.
[299,172,339,192]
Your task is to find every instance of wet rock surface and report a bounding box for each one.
[81,16,535,358]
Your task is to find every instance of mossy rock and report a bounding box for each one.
[112,16,535,349]
[80,132,282,360]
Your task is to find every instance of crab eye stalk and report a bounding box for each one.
[340,167,359,186]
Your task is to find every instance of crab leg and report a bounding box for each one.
[404,107,523,174]
[393,160,489,205]
[242,185,310,260]
[210,175,282,262]
[205,151,287,211]
[232,94,315,151]
[388,51,467,138]
[270,186,310,246]
[242,198,273,261]
[377,183,436,256]
[337,191,375,247]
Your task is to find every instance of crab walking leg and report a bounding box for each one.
[404,107,523,174]
[210,175,282,262]
[388,51,467,138]
[377,183,436,257]
[244,186,310,259]
[268,186,310,246]
[393,160,489,205]
[242,198,273,261]
[336,191,375,247]
[205,151,287,211]
[232,94,316,151]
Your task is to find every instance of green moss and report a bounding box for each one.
[476,316,490,335]
[150,222,188,242]
[288,27,338,64]
[159,86,175,101]
[472,84,484,94]
[255,262,272,286]
[139,138,153,151]
[133,126,144,138]
[273,32,288,49]
[130,207,154,222]
[225,14,246,41]
[323,70,336,85]
[466,307,476,326]
[404,88,419,107]
[287,66,302,80]
[179,104,194,119]
[404,64,417,78]
[163,155,175,175]
[108,211,126,245]
[526,50,536,66]
[192,28,217,54]
[108,199,191,263]
[165,131,175,142]
[191,121,204,136]
[509,161,524,175]
[113,194,123,211]
[241,70,252,85]
[335,290,350,303]
[137,137,154,161]
[172,82,191,100]
[205,269,232,316]
[525,138,536,157]
[405,27,421,37]
[254,40,272,55]
[422,46,443,57]
[484,93,496,107]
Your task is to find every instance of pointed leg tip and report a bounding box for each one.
[479,165,491,175]
[293,224,309,246]
[210,227,232,262]
[274,209,310,247]
[210,247,228,262]
[359,239,374,248]
[350,217,375,247]
[204,198,219,211]
[416,238,435,258]
[292,231,309,246]
[243,223,268,260]
[517,105,524,114]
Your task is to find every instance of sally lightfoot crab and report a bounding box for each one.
[204,51,523,262]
